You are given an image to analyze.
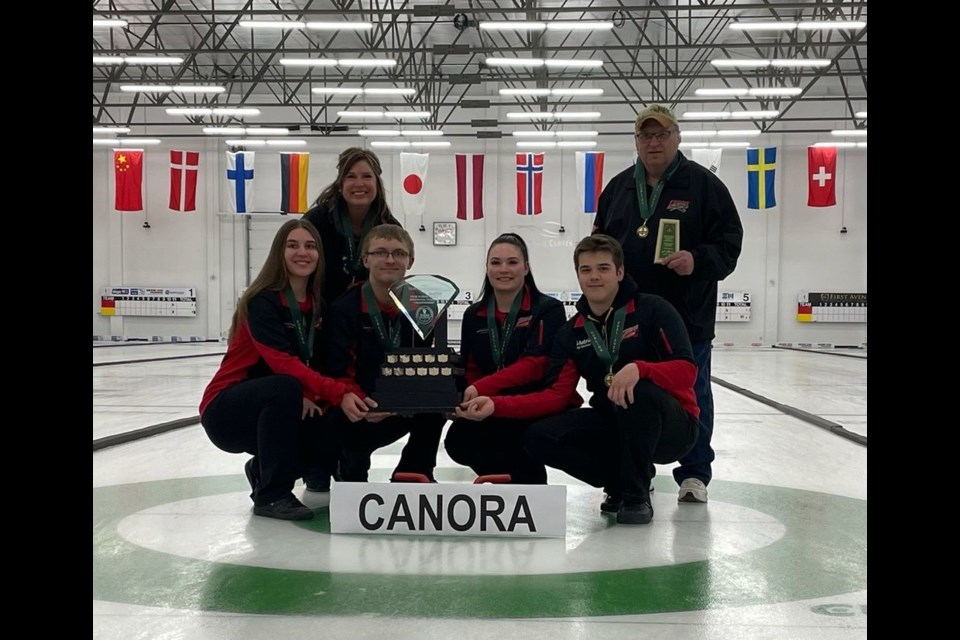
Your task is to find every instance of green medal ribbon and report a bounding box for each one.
[340,211,377,274]
[633,153,681,237]
[362,282,408,351]
[486,289,524,370]
[282,288,316,364]
[582,305,627,387]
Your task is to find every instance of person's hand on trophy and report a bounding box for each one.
[454,396,496,421]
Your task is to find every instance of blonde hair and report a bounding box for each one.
[362,223,415,260]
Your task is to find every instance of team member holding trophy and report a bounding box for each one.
[323,224,446,482]
[457,235,700,525]
[446,233,575,484]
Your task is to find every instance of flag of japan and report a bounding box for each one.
[400,152,429,218]
[807,146,837,207]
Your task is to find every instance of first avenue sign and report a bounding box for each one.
[330,483,567,538]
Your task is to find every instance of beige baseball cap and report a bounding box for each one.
[634,104,679,132]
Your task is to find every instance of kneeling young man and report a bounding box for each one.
[323,224,446,482]
[457,235,699,524]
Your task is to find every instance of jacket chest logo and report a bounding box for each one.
[666,199,690,213]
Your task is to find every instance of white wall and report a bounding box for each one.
[93,135,866,345]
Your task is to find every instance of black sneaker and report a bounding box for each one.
[253,496,314,521]
[244,458,260,499]
[304,476,331,492]
[600,493,622,513]
[617,500,654,525]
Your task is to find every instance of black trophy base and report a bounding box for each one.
[371,378,462,416]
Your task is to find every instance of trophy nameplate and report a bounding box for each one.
[370,274,466,415]
[654,218,680,264]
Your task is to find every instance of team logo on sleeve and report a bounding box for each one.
[666,199,690,213]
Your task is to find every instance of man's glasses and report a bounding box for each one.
[635,129,674,143]
[365,249,410,260]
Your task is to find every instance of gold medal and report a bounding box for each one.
[637,224,649,238]
[604,373,614,387]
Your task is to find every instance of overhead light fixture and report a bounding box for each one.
[280,59,339,67]
[857,142,866,148]
[551,88,604,96]
[770,59,832,68]
[93,19,127,28]
[362,87,416,95]
[399,130,444,136]
[370,141,411,148]
[544,59,604,69]
[711,59,771,68]
[167,107,261,116]
[486,58,544,68]
[695,88,749,96]
[312,87,364,95]
[337,111,386,118]
[749,87,803,96]
[239,20,305,29]
[814,141,856,148]
[716,130,762,137]
[480,22,546,31]
[679,142,710,148]
[225,140,266,147]
[172,85,226,94]
[797,20,866,30]
[337,58,397,68]
[500,88,552,97]
[517,141,556,149]
[93,56,184,65]
[553,112,602,120]
[244,128,290,136]
[683,111,731,119]
[409,141,451,148]
[305,22,374,30]
[855,111,867,118]
[557,141,597,148]
[678,131,718,137]
[708,142,750,148]
[546,22,614,31]
[124,85,225,94]
[92,138,161,145]
[555,131,598,138]
[265,139,307,146]
[386,111,431,120]
[507,112,554,120]
[357,129,402,136]
[213,108,260,116]
[203,127,247,135]
[512,131,556,138]
[92,126,131,134]
[166,108,213,115]
[830,130,867,136]
[732,110,779,119]
[729,22,798,31]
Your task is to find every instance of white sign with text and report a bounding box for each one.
[330,482,567,538]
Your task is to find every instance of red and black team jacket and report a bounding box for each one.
[322,284,435,399]
[199,289,348,417]
[594,151,742,342]
[488,276,699,421]
[460,286,572,401]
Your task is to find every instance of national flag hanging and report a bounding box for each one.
[691,148,723,175]
[516,152,544,216]
[114,149,144,211]
[575,151,605,215]
[746,147,777,210]
[807,146,837,207]
[279,152,310,213]
[400,152,429,218]
[169,150,199,212]
[455,153,484,220]
[226,151,255,213]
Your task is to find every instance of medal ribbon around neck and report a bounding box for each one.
[582,305,627,387]
[282,287,316,364]
[340,210,377,274]
[633,153,681,238]
[486,289,524,370]
[362,281,408,351]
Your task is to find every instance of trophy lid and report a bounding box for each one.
[387,274,460,341]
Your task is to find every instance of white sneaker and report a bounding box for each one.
[678,478,708,503]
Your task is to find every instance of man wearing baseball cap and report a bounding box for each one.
[592,103,743,506]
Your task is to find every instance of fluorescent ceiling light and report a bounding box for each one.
[507,112,554,120]
[557,141,597,148]
[500,89,552,97]
[244,128,289,136]
[797,20,866,30]
[166,108,213,115]
[203,127,246,135]
[749,87,803,96]
[695,88,749,96]
[555,131,598,138]
[387,111,431,119]
[306,22,373,30]
[363,88,416,95]
[729,22,798,31]
[732,110,779,119]
[770,59,832,68]
[312,88,364,95]
[678,131,718,137]
[399,130,444,136]
[546,22,614,31]
[337,111,386,118]
[120,85,174,93]
[683,111,731,119]
[213,108,260,116]
[370,141,411,148]
[93,56,184,65]
[265,140,306,146]
[357,129,402,136]
[830,130,867,136]
[225,140,266,147]
[92,126,131,134]
[715,129,761,136]
[553,112,601,120]
[855,111,867,118]
[486,58,544,68]
[239,20,305,29]
[543,59,603,68]
[512,131,556,138]
[709,142,750,148]
[517,141,556,149]
[857,142,867,148]
[814,141,856,148]
[679,142,710,148]
[280,59,338,67]
[337,59,397,67]
[93,19,127,28]
[480,22,546,31]
[92,138,160,145]
[551,88,603,96]
[171,85,225,94]
[409,141,451,148]
[711,60,771,68]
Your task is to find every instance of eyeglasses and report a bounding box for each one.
[635,129,674,143]
[365,249,410,260]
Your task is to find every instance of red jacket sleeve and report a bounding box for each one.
[633,359,700,419]
[490,359,583,419]
[473,355,550,396]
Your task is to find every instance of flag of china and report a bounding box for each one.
[114,150,144,211]
[807,146,837,208]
